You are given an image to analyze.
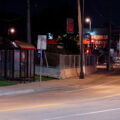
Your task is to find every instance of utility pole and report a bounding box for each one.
[27,0,31,44]
[78,0,84,79]
[107,24,111,70]
[107,0,112,70]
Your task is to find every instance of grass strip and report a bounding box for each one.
[35,76,55,81]
[0,78,16,87]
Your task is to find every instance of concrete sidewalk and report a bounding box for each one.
[0,70,118,97]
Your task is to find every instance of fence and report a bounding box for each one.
[35,53,97,79]
[59,55,80,69]
[0,49,35,81]
[59,54,97,68]
[59,54,97,78]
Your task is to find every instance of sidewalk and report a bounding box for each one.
[0,70,117,97]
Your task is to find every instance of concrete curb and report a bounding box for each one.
[0,86,64,97]
[0,70,116,97]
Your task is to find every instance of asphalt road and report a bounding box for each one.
[0,72,120,120]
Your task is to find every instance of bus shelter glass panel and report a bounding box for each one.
[6,50,13,78]
[0,50,5,77]
[21,50,27,78]
[28,50,31,77]
[14,50,20,78]
[27,50,34,78]
[30,50,34,77]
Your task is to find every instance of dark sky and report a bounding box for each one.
[0,0,120,42]
[0,0,75,14]
[85,0,120,25]
[0,0,120,25]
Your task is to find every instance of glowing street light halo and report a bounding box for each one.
[85,17,91,23]
[85,17,91,31]
[9,27,16,34]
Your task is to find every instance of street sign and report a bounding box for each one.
[37,35,47,50]
[38,50,44,59]
[37,35,47,86]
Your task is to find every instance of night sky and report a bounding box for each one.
[84,0,120,25]
[0,0,120,43]
[0,0,120,25]
[0,0,119,25]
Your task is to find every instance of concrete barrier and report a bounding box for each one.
[35,65,97,79]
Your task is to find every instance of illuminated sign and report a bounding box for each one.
[91,35,108,40]
[47,39,57,45]
[67,18,74,34]
[48,33,53,40]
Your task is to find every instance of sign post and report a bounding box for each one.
[37,35,47,86]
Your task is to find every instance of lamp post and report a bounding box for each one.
[85,18,92,48]
[78,0,85,79]
[85,17,91,31]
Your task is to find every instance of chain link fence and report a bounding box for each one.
[60,54,97,68]
[35,52,97,79]
[59,55,80,69]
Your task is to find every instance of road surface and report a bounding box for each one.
[0,71,120,120]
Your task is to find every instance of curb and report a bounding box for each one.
[0,86,65,97]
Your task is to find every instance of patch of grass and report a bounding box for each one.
[0,78,16,87]
[35,76,55,81]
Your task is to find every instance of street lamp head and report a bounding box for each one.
[9,27,16,34]
[85,18,91,23]
[85,17,92,31]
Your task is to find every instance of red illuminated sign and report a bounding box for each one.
[67,18,74,34]
[47,39,57,45]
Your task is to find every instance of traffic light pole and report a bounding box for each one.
[107,1,112,71]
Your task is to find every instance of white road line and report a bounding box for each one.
[44,107,120,120]
[42,79,120,94]
[64,79,120,93]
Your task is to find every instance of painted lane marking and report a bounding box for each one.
[44,107,120,120]
[1,93,120,113]
[0,103,64,113]
[64,79,120,93]
[71,93,120,103]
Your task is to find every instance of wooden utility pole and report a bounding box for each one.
[107,0,112,70]
[78,0,84,78]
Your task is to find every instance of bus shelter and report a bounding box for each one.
[0,40,36,82]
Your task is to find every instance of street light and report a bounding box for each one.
[9,27,16,35]
[85,17,91,31]
[8,27,16,41]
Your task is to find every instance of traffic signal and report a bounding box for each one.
[88,34,95,44]
[85,48,91,54]
[91,39,95,44]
